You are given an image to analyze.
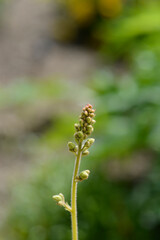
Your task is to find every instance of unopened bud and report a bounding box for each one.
[86,117,91,123]
[90,113,95,118]
[74,131,84,142]
[90,109,95,113]
[79,170,90,180]
[82,150,89,156]
[57,201,64,206]
[68,142,77,153]
[88,138,95,145]
[86,125,93,133]
[59,193,65,201]
[84,138,95,148]
[83,111,87,116]
[74,123,80,131]
[91,119,96,125]
[52,194,63,202]
[79,119,84,127]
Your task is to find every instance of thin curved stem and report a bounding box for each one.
[71,142,82,240]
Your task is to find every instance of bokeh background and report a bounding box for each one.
[1,0,160,239]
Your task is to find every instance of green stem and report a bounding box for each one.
[71,142,82,240]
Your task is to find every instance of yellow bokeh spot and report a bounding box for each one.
[98,0,122,18]
[68,0,96,24]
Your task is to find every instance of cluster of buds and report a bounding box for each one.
[74,104,96,142]
[75,170,90,182]
[68,138,95,156]
[53,104,96,221]
[67,104,96,155]
[68,142,78,155]
[82,138,95,156]
[52,193,72,212]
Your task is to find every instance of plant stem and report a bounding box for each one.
[71,142,82,240]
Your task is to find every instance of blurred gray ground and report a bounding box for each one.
[0,0,99,83]
[0,0,100,225]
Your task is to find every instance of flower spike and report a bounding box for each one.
[52,104,96,240]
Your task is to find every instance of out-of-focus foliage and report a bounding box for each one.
[53,0,123,42]
[92,52,160,158]
[3,150,160,240]
[53,0,160,60]
[99,1,160,60]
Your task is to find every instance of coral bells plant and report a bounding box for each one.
[53,104,96,240]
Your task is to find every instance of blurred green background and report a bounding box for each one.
[1,0,160,240]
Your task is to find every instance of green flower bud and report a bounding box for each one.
[68,142,77,153]
[68,142,75,150]
[84,111,88,116]
[86,117,91,123]
[82,150,89,156]
[74,123,80,131]
[90,109,95,113]
[88,138,95,145]
[86,125,93,133]
[79,170,90,180]
[79,119,84,127]
[74,131,84,142]
[90,113,95,118]
[59,193,65,201]
[84,138,95,148]
[52,194,63,202]
[91,119,96,125]
[57,201,64,206]
[84,122,88,127]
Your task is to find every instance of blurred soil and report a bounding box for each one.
[0,0,100,224]
[0,0,100,84]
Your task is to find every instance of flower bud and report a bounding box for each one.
[82,150,89,156]
[57,201,64,206]
[52,194,63,202]
[86,117,91,123]
[68,142,77,153]
[59,193,65,201]
[84,138,95,149]
[79,170,90,180]
[74,123,80,131]
[88,138,95,145]
[90,113,95,118]
[86,125,93,133]
[74,131,84,142]
[90,109,95,113]
[84,122,88,127]
[91,119,96,125]
[79,119,84,127]
[84,111,88,116]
